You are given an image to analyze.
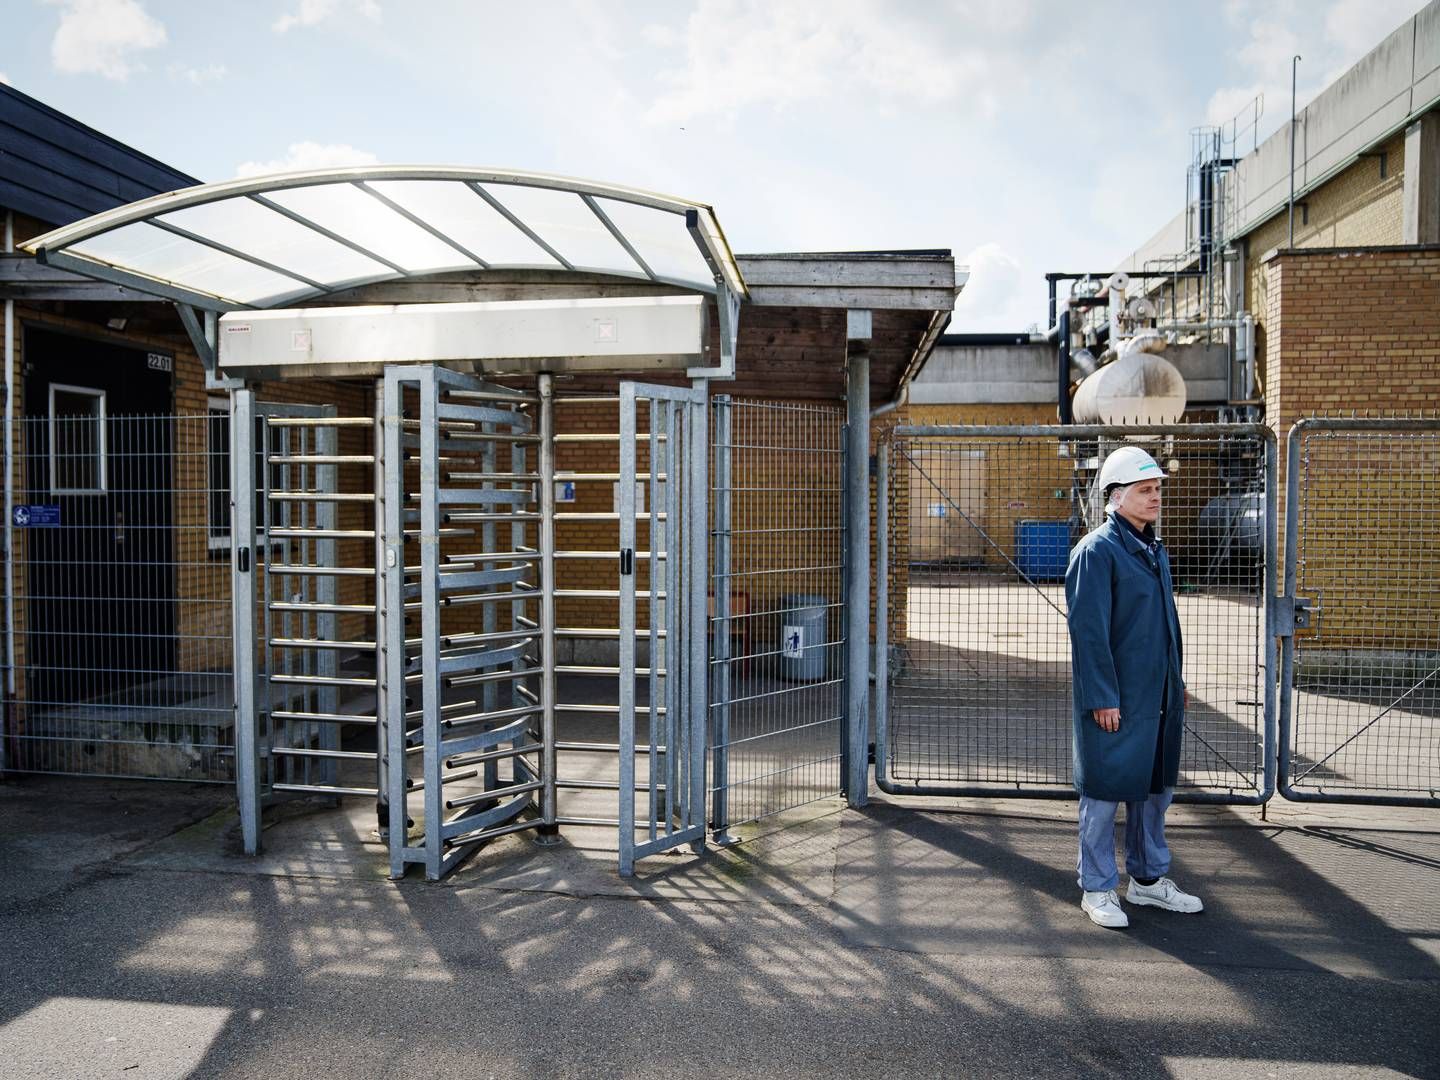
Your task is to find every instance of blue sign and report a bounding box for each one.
[13,504,61,527]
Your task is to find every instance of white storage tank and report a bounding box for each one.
[1072,345,1187,426]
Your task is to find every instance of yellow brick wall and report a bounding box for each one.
[1247,133,1407,398]
[1264,247,1440,647]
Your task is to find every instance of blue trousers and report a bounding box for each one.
[1076,789,1173,892]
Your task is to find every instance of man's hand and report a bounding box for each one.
[1092,707,1120,733]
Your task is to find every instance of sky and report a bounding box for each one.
[2,0,1432,330]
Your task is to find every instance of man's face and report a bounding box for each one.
[1115,478,1163,526]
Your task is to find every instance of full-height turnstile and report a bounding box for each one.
[233,366,559,880]
[232,368,715,880]
[380,365,557,880]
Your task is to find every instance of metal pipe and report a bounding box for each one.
[537,372,559,841]
[1290,54,1302,247]
[873,443,889,790]
[3,209,13,774]
[844,347,870,807]
[895,422,1272,439]
[711,394,734,841]
[938,332,1049,347]
[1057,309,1073,424]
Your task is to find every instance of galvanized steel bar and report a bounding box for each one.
[617,381,638,876]
[382,368,410,877]
[687,381,709,846]
[710,395,734,842]
[232,389,261,854]
[538,373,559,840]
[844,348,870,808]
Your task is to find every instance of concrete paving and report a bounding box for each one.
[1,775,1438,1079]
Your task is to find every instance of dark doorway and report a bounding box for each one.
[21,326,176,705]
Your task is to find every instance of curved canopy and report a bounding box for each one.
[22,166,747,312]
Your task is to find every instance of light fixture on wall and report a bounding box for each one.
[106,317,128,331]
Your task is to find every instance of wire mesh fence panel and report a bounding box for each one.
[880,425,1273,803]
[710,397,845,829]
[1283,420,1440,805]
[4,414,233,781]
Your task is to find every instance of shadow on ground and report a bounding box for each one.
[0,776,1437,1079]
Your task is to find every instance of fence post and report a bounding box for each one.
[711,394,734,842]
[231,388,261,854]
[844,313,871,808]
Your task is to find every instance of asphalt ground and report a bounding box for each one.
[1,776,1437,1080]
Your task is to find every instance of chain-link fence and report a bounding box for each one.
[877,424,1275,803]
[1281,418,1440,806]
[709,397,846,829]
[3,413,233,781]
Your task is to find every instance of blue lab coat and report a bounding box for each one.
[1065,514,1185,801]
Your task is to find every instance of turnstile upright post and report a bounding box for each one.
[538,373,559,842]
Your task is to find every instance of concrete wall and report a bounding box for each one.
[1119,1,1439,280]
[911,341,1230,407]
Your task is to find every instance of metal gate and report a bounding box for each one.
[709,396,846,837]
[1279,418,1440,806]
[877,423,1276,804]
[3,413,232,781]
[231,393,382,855]
[380,365,554,880]
[618,380,709,875]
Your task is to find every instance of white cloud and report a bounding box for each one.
[645,0,1028,125]
[952,242,1028,330]
[234,141,379,178]
[48,0,166,81]
[272,0,381,34]
[169,62,227,85]
[1325,0,1427,57]
[1206,0,1428,137]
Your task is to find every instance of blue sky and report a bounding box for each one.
[2,0,1431,329]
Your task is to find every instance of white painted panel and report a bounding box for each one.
[217,294,705,372]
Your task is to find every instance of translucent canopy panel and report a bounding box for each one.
[262,183,475,274]
[158,197,393,289]
[365,180,561,269]
[23,167,747,311]
[69,221,313,306]
[476,183,638,275]
[593,196,713,287]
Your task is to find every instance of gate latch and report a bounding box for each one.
[1293,596,1313,630]
[237,547,250,574]
[620,548,634,576]
[1273,595,1313,637]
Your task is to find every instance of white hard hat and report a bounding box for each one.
[1098,445,1165,503]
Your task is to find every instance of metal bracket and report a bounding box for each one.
[689,278,739,381]
[175,303,242,390]
[1274,595,1313,637]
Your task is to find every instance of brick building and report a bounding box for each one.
[1,83,960,797]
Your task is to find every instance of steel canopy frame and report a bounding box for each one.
[20,166,748,311]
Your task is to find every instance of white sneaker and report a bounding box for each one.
[1081,889,1129,928]
[1126,876,1203,913]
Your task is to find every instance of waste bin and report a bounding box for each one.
[1014,520,1071,581]
[779,594,828,681]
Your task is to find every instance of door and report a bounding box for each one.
[618,380,708,875]
[20,327,175,706]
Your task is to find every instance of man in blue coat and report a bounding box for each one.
[1065,445,1203,929]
